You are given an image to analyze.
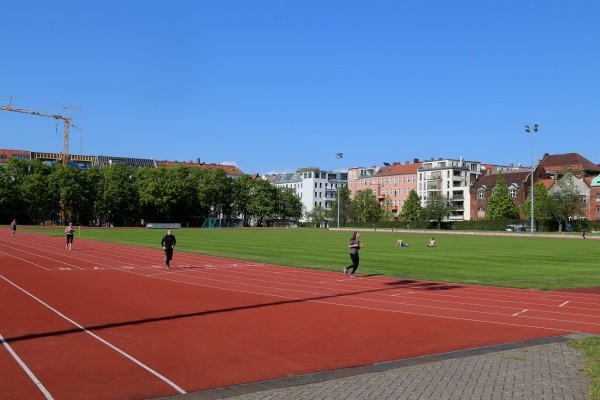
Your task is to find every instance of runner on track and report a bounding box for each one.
[65,222,75,250]
[161,228,176,269]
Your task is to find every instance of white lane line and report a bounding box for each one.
[512,309,528,317]
[0,274,186,395]
[0,249,51,270]
[559,301,570,307]
[1,333,54,400]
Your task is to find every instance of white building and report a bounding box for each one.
[417,157,484,221]
[273,169,347,222]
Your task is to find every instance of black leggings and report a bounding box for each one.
[165,248,174,263]
[347,253,359,274]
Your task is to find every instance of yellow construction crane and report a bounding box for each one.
[0,97,80,165]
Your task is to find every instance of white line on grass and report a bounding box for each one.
[1,333,54,400]
[0,274,186,395]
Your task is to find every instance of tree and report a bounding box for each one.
[0,159,31,222]
[232,174,255,226]
[547,172,583,232]
[422,197,453,229]
[521,182,552,226]
[400,190,423,222]
[197,168,233,220]
[485,171,518,220]
[306,205,328,227]
[247,178,277,226]
[135,167,171,222]
[380,196,394,222]
[48,164,85,224]
[352,189,381,223]
[69,166,102,226]
[276,187,303,221]
[329,185,352,226]
[96,164,138,226]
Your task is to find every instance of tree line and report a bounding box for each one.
[1,159,586,230]
[0,159,303,227]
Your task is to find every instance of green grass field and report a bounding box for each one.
[23,226,600,291]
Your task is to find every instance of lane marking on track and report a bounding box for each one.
[559,301,570,307]
[392,291,415,297]
[0,274,186,395]
[1,333,54,400]
[512,309,528,317]
[0,249,51,270]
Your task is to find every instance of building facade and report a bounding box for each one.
[418,157,484,221]
[273,169,347,221]
[348,161,421,217]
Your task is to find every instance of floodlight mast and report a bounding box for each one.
[524,124,538,233]
[336,153,343,228]
[1,97,78,165]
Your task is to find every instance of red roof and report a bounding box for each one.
[374,163,421,176]
[540,153,600,173]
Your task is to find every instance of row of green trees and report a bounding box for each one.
[1,159,586,230]
[0,159,303,227]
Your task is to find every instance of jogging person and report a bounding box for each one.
[11,219,16,237]
[161,228,176,269]
[65,222,75,250]
[343,231,362,277]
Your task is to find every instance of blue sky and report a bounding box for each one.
[1,1,598,174]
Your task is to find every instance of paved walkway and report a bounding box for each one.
[157,334,591,400]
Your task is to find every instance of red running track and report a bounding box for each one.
[1,230,600,399]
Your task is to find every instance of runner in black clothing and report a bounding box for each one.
[161,229,176,269]
[11,219,16,237]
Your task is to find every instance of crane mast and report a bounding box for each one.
[0,98,76,165]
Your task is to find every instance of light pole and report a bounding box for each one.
[525,124,538,233]
[336,152,343,228]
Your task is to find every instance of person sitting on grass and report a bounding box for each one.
[396,238,409,247]
[428,237,436,247]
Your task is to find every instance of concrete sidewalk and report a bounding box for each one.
[158,334,591,400]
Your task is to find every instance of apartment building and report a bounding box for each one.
[471,153,600,221]
[348,161,420,217]
[347,165,380,196]
[418,157,484,221]
[273,169,347,220]
[540,153,600,221]
[470,167,542,221]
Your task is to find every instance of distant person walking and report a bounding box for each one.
[65,222,75,250]
[582,228,586,239]
[161,228,176,269]
[11,219,16,237]
[343,231,362,277]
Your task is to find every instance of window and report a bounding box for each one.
[509,188,516,198]
[477,189,485,200]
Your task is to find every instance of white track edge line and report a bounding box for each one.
[0,274,186,395]
[0,333,54,399]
